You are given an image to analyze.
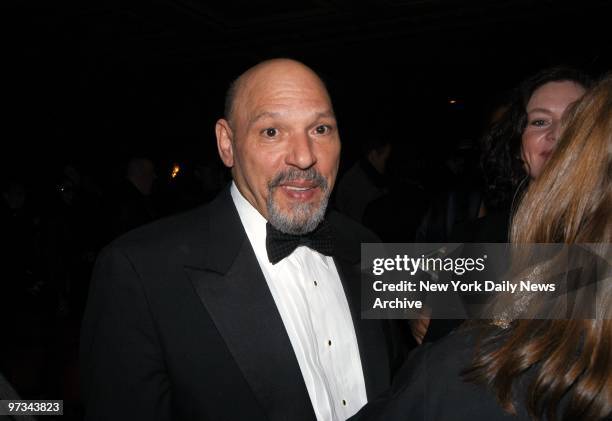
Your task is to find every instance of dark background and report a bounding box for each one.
[1,1,611,417]
[3,0,611,187]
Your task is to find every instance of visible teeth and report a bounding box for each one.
[285,186,310,191]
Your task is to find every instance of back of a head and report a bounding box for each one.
[126,157,153,179]
[126,157,156,196]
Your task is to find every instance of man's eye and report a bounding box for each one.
[262,128,278,138]
[314,125,331,135]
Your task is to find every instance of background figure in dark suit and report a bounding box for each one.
[110,157,158,238]
[80,59,406,421]
[335,137,391,223]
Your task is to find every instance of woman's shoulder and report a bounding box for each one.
[352,325,529,421]
[391,325,488,392]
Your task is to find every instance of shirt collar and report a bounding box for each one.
[230,181,268,257]
[230,182,331,268]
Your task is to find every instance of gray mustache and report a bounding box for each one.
[268,168,328,190]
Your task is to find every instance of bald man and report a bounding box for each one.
[80,59,405,421]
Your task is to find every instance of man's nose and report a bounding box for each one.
[285,132,317,169]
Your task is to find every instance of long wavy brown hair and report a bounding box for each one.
[463,75,612,420]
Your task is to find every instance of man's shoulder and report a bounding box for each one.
[108,204,211,256]
[109,187,235,255]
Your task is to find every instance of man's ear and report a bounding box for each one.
[216,118,235,168]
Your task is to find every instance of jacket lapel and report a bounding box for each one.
[184,187,315,421]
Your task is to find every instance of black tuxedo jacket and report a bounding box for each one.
[80,187,406,421]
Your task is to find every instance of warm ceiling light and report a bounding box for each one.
[171,164,180,179]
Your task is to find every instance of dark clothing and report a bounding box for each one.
[450,209,511,243]
[422,210,512,344]
[43,193,102,319]
[80,186,406,421]
[351,326,532,421]
[0,201,41,297]
[416,190,483,243]
[362,180,428,243]
[110,180,156,239]
[336,159,388,223]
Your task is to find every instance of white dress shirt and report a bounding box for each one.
[230,183,368,421]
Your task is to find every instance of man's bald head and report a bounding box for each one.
[223,59,331,125]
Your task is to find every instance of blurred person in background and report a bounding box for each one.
[351,73,612,421]
[414,67,592,346]
[1,179,42,302]
[335,136,392,223]
[458,66,591,243]
[110,157,158,238]
[415,139,483,243]
[0,179,46,397]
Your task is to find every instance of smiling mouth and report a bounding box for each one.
[279,179,320,189]
[283,186,313,191]
[277,182,320,200]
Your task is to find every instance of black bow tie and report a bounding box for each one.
[266,221,334,264]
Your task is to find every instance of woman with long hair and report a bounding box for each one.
[480,67,591,214]
[415,67,592,345]
[415,68,591,248]
[352,75,612,420]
